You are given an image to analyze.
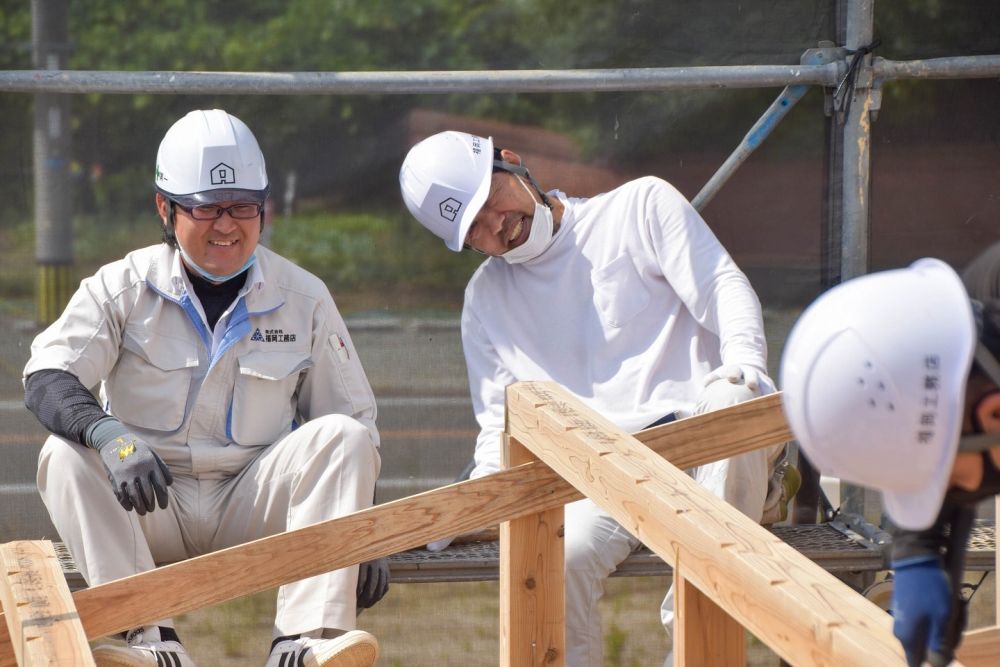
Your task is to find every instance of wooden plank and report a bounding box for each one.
[0,391,789,666]
[500,434,564,667]
[957,625,1000,666]
[0,541,94,666]
[505,381,908,667]
[635,391,791,467]
[675,564,744,666]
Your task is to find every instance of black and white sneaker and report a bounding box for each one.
[266,631,379,667]
[92,627,195,667]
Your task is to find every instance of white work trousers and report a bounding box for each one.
[565,380,779,667]
[37,414,380,638]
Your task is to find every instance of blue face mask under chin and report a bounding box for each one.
[178,243,257,283]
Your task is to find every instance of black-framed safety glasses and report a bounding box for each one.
[170,201,263,221]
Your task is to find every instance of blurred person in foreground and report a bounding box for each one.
[781,249,1000,667]
[398,130,794,667]
[23,109,387,667]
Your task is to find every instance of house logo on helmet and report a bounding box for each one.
[439,197,462,222]
[210,162,236,185]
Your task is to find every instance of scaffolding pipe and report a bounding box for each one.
[691,84,809,212]
[690,43,843,213]
[839,0,881,524]
[1,54,999,97]
[0,64,843,95]
[874,54,1000,81]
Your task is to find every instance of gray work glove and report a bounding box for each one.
[86,418,173,515]
[356,557,390,610]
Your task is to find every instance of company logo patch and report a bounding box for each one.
[251,327,297,343]
[439,197,462,222]
[155,164,167,182]
[115,438,136,461]
[210,162,236,185]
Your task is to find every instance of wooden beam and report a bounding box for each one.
[0,392,789,666]
[635,391,791,466]
[956,625,1000,666]
[505,381,907,667]
[500,434,565,667]
[0,541,94,666]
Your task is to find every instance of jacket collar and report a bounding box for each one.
[145,244,284,313]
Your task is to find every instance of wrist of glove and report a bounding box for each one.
[891,557,953,667]
[86,418,173,515]
[356,557,390,610]
[702,364,763,392]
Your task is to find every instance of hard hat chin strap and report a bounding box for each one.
[493,160,552,209]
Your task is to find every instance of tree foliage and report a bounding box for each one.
[0,0,997,227]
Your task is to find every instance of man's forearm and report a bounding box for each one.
[24,368,108,446]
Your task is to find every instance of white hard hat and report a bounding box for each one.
[399,131,494,251]
[780,258,976,530]
[155,109,269,206]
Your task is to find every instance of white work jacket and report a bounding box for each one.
[25,243,378,477]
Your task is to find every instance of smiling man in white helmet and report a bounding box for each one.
[400,130,792,667]
[781,254,1000,667]
[23,109,385,667]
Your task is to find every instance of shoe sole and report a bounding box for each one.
[92,647,186,667]
[312,639,379,667]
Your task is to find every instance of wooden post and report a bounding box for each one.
[500,434,565,666]
[0,541,94,666]
[674,560,744,666]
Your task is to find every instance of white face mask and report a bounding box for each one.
[502,183,555,265]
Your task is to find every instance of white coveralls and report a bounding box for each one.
[461,177,781,666]
[25,243,380,637]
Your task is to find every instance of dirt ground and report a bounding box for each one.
[83,570,994,666]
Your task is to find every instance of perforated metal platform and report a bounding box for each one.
[56,517,994,588]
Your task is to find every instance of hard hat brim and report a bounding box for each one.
[158,186,270,207]
[446,138,493,252]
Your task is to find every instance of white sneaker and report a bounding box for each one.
[266,631,379,667]
[93,628,195,667]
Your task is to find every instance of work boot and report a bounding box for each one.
[760,459,802,526]
[93,627,195,667]
[266,631,379,667]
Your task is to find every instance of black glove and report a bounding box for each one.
[356,557,390,610]
[87,418,172,515]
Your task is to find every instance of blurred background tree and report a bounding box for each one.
[1,1,998,306]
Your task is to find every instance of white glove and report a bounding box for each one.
[702,364,762,392]
[427,536,455,552]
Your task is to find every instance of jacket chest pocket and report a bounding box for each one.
[107,333,199,432]
[591,254,650,328]
[230,351,313,446]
